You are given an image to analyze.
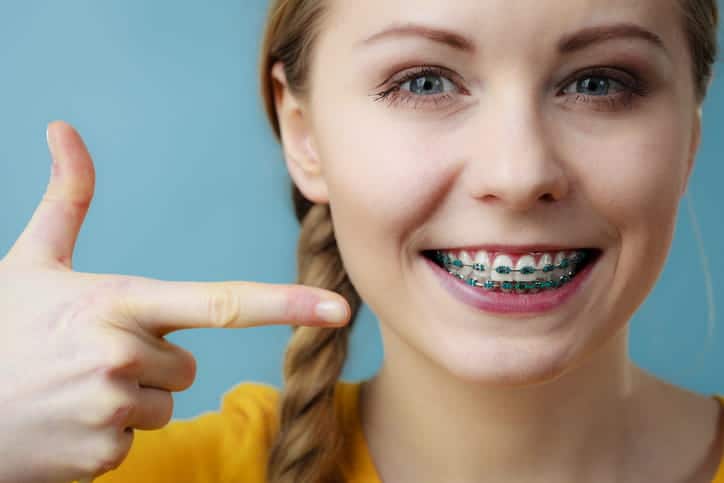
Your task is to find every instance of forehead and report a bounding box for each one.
[318,0,683,62]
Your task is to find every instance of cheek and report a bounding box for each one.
[314,103,461,235]
[578,120,687,235]
[571,110,690,300]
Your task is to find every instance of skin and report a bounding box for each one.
[273,0,722,481]
[0,121,351,482]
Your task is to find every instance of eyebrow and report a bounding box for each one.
[559,22,667,57]
[359,23,476,53]
[358,21,669,58]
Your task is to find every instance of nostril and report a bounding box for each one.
[540,193,556,202]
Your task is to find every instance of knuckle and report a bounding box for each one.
[43,173,94,203]
[98,341,142,376]
[88,387,137,429]
[207,286,243,328]
[106,401,136,429]
[89,431,134,476]
[101,277,144,322]
[53,276,136,332]
[107,276,147,320]
[87,276,136,304]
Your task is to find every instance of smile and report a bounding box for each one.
[426,248,598,294]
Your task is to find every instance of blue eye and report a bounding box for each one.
[371,65,464,108]
[403,74,455,96]
[566,75,626,97]
[372,65,648,112]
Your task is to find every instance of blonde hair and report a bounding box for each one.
[257,1,720,482]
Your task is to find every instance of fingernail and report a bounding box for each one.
[46,123,58,149]
[315,300,348,325]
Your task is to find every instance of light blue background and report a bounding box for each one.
[0,1,721,420]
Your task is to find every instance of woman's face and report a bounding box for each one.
[282,0,701,384]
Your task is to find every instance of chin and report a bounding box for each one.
[422,326,594,388]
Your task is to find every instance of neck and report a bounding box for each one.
[360,325,649,483]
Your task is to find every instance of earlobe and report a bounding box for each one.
[270,62,329,204]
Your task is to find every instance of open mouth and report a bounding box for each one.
[422,248,601,294]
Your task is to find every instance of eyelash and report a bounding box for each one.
[371,65,650,112]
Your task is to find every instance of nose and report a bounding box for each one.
[466,98,569,212]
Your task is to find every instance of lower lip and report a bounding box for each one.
[422,253,597,315]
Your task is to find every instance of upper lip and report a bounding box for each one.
[425,244,596,254]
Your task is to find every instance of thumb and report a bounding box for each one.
[5,121,96,269]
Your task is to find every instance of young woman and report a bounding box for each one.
[0,0,720,482]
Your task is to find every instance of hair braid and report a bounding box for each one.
[266,186,362,483]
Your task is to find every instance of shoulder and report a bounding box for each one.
[219,379,360,417]
[628,369,724,482]
[646,384,724,482]
[217,379,363,442]
[218,381,282,439]
[220,381,281,414]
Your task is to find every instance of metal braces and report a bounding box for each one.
[434,250,587,292]
[446,269,577,291]
[434,250,587,275]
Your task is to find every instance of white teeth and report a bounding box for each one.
[491,254,514,291]
[437,248,587,291]
[537,253,554,281]
[515,255,537,293]
[458,251,474,278]
[473,251,490,278]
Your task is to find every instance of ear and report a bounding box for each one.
[681,106,702,197]
[271,62,329,204]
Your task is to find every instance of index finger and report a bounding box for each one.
[118,278,351,336]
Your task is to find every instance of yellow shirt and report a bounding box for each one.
[80,381,724,483]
